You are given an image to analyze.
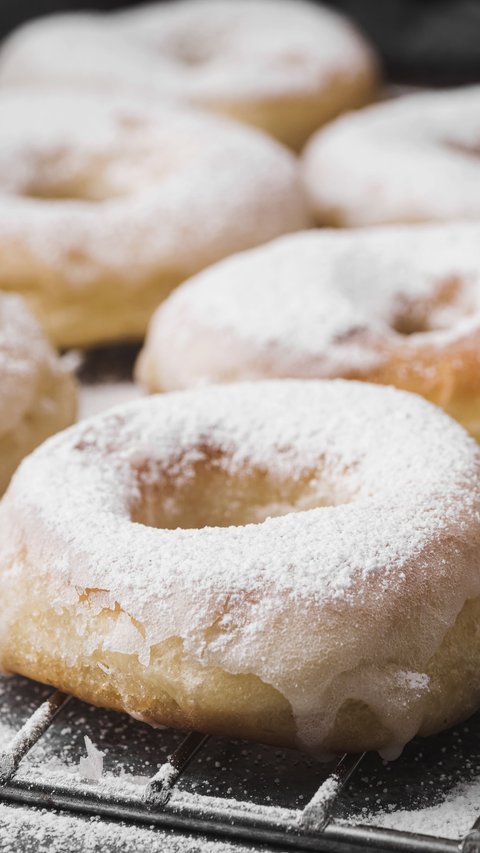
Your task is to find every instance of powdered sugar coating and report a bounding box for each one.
[0,0,377,145]
[0,90,308,280]
[0,293,59,434]
[303,86,480,225]
[0,292,76,492]
[2,380,480,755]
[114,0,373,100]
[139,223,480,386]
[0,90,308,346]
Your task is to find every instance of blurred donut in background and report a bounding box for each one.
[0,89,310,348]
[138,223,480,440]
[303,86,480,225]
[0,0,379,148]
[0,293,76,494]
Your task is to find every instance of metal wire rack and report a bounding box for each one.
[1,678,480,853]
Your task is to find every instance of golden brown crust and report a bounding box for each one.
[211,64,378,151]
[138,320,480,440]
[337,331,480,441]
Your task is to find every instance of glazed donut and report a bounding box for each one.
[0,293,76,494]
[137,224,480,440]
[0,91,309,348]
[0,380,479,758]
[303,86,480,225]
[0,0,378,149]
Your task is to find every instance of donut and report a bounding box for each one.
[0,293,76,494]
[302,86,480,225]
[137,224,480,440]
[0,91,309,349]
[0,0,378,149]
[0,380,479,758]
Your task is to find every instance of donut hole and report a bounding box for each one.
[174,44,216,66]
[13,146,156,202]
[116,114,149,132]
[20,177,113,203]
[446,138,480,159]
[391,313,430,336]
[391,276,477,336]
[18,149,177,201]
[160,33,220,67]
[130,450,351,529]
[1,146,120,202]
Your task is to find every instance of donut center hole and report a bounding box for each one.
[391,276,476,335]
[391,314,430,336]
[20,177,112,203]
[157,31,218,68]
[175,45,214,65]
[130,451,350,530]
[446,138,480,159]
[14,142,159,202]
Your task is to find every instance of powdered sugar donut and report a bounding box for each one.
[0,380,479,757]
[303,86,480,225]
[0,91,309,348]
[137,224,480,439]
[0,293,76,494]
[0,0,378,149]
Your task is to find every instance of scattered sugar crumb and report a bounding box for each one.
[78,736,104,782]
[356,776,480,840]
[0,802,257,853]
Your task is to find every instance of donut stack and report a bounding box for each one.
[0,0,479,762]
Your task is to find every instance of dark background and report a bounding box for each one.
[1,0,480,85]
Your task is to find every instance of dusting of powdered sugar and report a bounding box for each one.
[351,776,480,840]
[303,85,480,225]
[0,90,308,293]
[397,672,430,692]
[2,379,480,755]
[0,800,263,853]
[0,0,375,103]
[142,223,480,386]
[0,292,69,433]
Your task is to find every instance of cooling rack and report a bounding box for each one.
[0,674,479,853]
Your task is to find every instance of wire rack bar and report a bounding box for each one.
[144,731,210,805]
[461,813,480,853]
[0,775,458,853]
[0,690,70,784]
[462,831,480,853]
[300,752,366,832]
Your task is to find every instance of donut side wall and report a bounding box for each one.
[1,570,480,755]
